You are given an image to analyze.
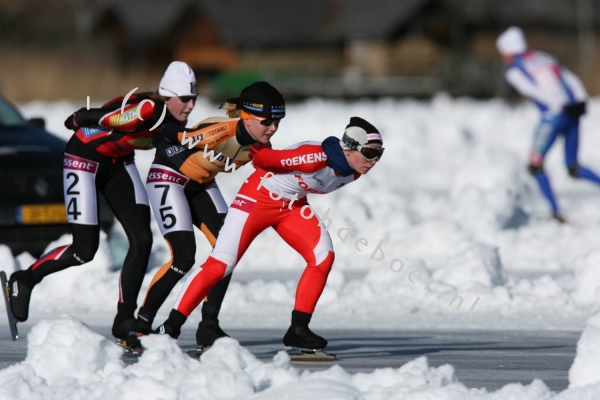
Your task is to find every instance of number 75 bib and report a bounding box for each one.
[146,165,193,235]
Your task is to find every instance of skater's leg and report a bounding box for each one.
[124,168,197,346]
[124,231,196,347]
[275,206,334,349]
[9,223,100,322]
[138,231,196,322]
[102,162,153,339]
[136,170,197,327]
[191,181,232,346]
[275,207,334,314]
[165,195,272,335]
[528,116,563,217]
[564,118,600,185]
[528,164,560,215]
[9,155,106,322]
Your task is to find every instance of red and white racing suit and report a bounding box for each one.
[172,140,361,316]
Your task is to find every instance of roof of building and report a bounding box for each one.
[102,0,431,47]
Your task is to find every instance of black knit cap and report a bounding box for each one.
[225,81,286,120]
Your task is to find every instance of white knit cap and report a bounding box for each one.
[158,61,198,97]
[496,27,528,55]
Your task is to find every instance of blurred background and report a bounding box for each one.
[2,0,600,102]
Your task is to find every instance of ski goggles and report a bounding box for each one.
[357,144,384,162]
[241,110,281,127]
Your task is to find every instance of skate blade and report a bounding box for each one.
[283,346,336,362]
[0,271,19,341]
[115,339,144,355]
[186,345,209,358]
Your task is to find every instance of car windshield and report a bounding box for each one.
[0,97,28,127]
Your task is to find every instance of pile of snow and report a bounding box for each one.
[571,251,600,306]
[432,243,507,290]
[568,310,600,388]
[0,317,571,399]
[450,149,526,233]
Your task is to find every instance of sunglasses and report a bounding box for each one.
[260,119,280,127]
[179,95,198,103]
[357,144,384,162]
[242,110,281,127]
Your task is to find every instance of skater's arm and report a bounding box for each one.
[505,68,563,112]
[250,144,328,173]
[65,100,159,132]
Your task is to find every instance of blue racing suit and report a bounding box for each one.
[505,51,600,214]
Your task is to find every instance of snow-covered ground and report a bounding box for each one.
[1,95,600,398]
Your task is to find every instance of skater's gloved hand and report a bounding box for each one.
[248,144,271,160]
[64,113,79,131]
[563,102,587,118]
[160,122,186,144]
[64,107,89,131]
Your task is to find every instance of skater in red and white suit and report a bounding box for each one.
[156,116,384,350]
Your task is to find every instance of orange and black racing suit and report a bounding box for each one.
[136,116,255,329]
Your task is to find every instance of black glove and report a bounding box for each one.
[563,102,586,119]
[160,122,185,144]
[65,107,101,131]
[64,114,78,130]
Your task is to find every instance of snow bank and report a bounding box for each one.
[0,245,17,275]
[432,243,507,290]
[571,251,600,306]
[568,310,600,388]
[0,317,564,399]
[450,149,525,233]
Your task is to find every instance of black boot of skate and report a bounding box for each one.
[111,302,137,341]
[282,310,327,350]
[196,304,229,347]
[154,309,187,339]
[124,310,153,351]
[8,270,38,322]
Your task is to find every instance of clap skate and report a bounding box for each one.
[185,317,229,358]
[282,324,336,362]
[117,317,152,356]
[0,271,19,341]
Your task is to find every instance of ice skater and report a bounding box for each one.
[496,26,600,222]
[5,61,197,341]
[151,116,384,358]
[125,81,287,350]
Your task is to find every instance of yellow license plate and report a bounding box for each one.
[18,204,68,225]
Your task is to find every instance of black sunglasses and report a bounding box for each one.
[179,95,198,103]
[260,119,280,127]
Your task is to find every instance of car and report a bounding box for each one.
[0,94,114,258]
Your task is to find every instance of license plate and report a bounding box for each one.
[17,204,68,225]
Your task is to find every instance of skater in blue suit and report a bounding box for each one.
[497,26,600,223]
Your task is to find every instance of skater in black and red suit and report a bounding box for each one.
[7,61,198,341]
